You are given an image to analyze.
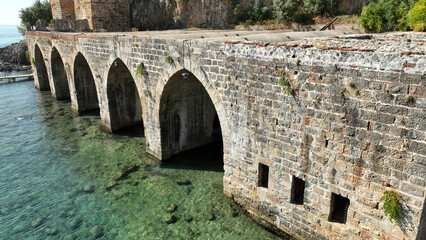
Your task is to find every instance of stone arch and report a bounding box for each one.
[34,44,50,90]
[106,58,143,132]
[73,52,99,113]
[51,47,70,100]
[159,69,224,160]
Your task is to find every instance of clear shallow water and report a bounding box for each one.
[0,81,283,240]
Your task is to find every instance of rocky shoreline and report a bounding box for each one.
[0,41,31,72]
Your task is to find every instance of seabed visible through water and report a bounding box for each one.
[0,81,284,240]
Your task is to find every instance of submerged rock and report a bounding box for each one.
[83,185,95,193]
[63,234,77,240]
[205,212,216,221]
[68,218,82,230]
[185,186,194,195]
[163,203,177,213]
[115,164,139,181]
[31,218,44,228]
[45,227,59,236]
[90,225,104,239]
[184,214,193,222]
[161,214,177,224]
[105,181,118,191]
[176,179,191,185]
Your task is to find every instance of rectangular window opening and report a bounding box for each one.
[367,121,372,131]
[329,193,350,224]
[258,163,269,188]
[325,139,329,148]
[290,176,305,205]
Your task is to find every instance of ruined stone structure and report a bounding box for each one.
[26,28,425,239]
[50,0,376,32]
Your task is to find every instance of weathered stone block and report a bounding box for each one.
[52,19,70,32]
[35,19,47,31]
[73,19,90,32]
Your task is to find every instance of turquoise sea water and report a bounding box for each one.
[0,81,284,239]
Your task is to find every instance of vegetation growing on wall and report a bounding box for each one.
[278,71,298,96]
[380,190,403,224]
[136,64,145,77]
[25,50,30,63]
[165,56,174,64]
[360,0,424,32]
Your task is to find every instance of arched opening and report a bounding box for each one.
[107,59,143,133]
[160,69,223,164]
[73,53,99,113]
[34,44,50,90]
[51,48,70,100]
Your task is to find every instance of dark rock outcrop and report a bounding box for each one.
[0,41,31,71]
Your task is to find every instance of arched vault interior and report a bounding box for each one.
[107,58,143,132]
[160,69,222,159]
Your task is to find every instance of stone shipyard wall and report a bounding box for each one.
[50,0,376,31]
[74,0,93,25]
[130,0,233,30]
[73,0,131,31]
[26,30,425,240]
[51,0,76,19]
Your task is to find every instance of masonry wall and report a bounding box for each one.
[26,31,425,240]
[50,0,376,32]
[51,0,75,19]
[74,0,92,25]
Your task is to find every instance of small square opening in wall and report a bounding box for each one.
[258,163,269,188]
[329,193,350,224]
[290,176,305,205]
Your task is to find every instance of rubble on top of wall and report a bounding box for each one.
[301,32,426,53]
[51,19,91,33]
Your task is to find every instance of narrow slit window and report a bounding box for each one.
[367,121,372,131]
[258,163,269,188]
[329,193,350,224]
[290,176,305,204]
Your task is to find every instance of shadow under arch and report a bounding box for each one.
[106,58,144,133]
[417,198,426,240]
[73,52,99,113]
[159,69,223,165]
[34,44,50,90]
[51,47,70,100]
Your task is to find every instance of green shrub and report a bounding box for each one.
[234,0,272,25]
[380,190,403,225]
[361,3,385,32]
[272,0,301,22]
[304,0,338,16]
[361,0,416,33]
[406,0,426,31]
